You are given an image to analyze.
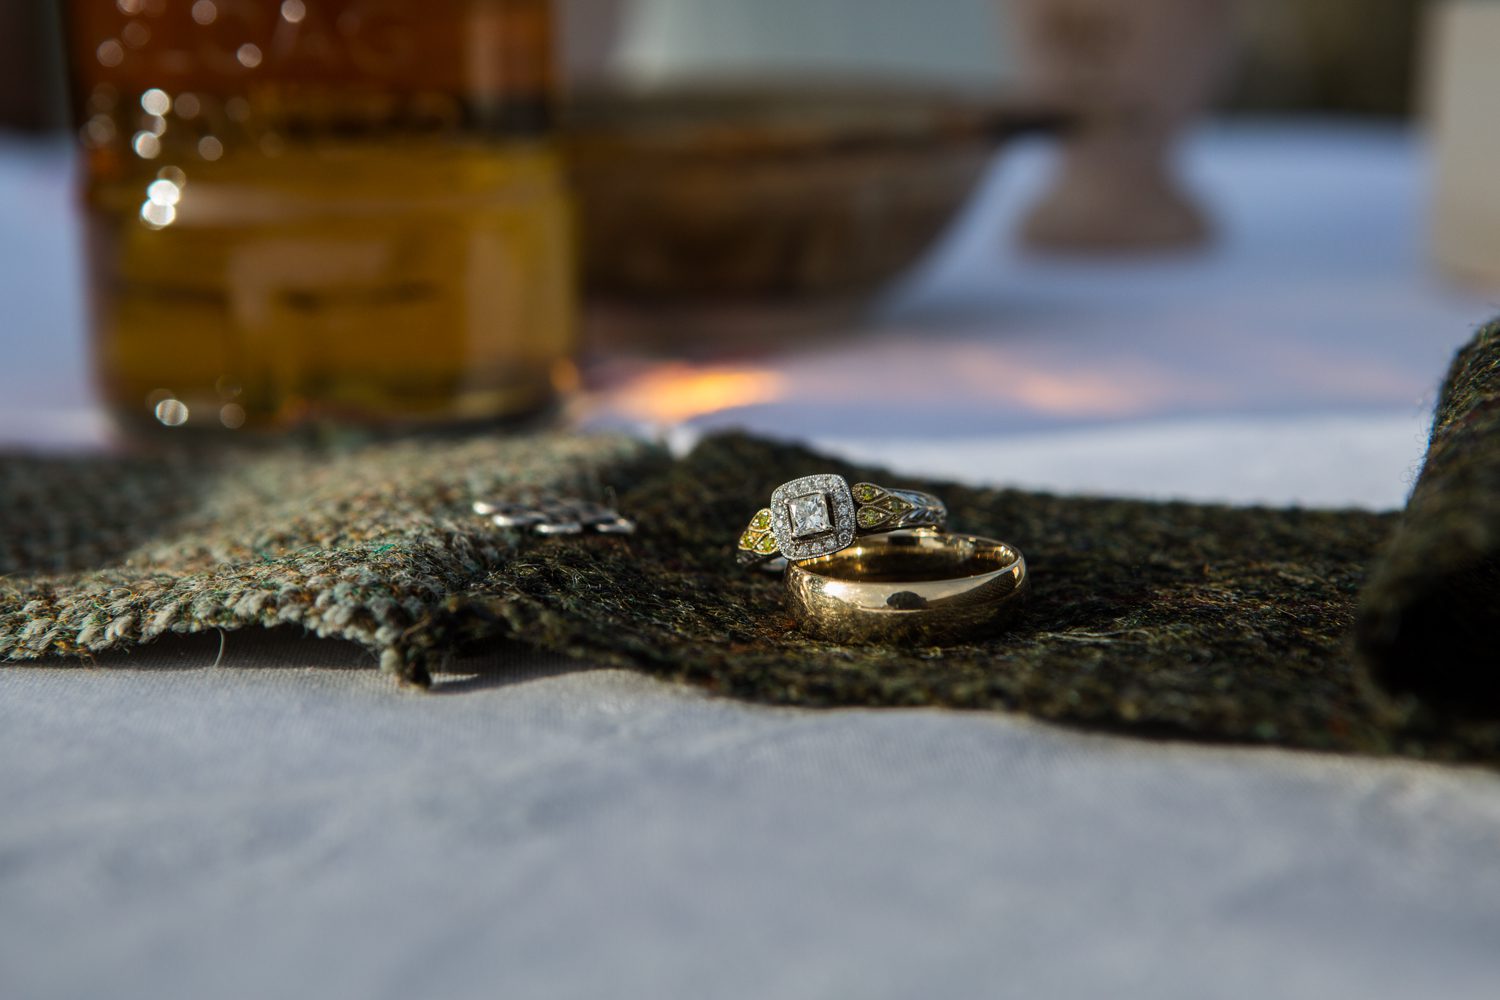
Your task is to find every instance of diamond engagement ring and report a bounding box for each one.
[736,474,947,567]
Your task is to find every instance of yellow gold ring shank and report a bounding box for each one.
[785,530,1027,645]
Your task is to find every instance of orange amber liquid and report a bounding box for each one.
[68,0,574,434]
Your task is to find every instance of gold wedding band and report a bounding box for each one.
[785,530,1028,644]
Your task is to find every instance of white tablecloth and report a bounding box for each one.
[3,123,1499,1000]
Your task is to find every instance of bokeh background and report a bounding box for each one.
[0,0,1430,133]
[1,0,1493,508]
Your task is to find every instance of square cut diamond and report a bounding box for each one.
[786,492,833,539]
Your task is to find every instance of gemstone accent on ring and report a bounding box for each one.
[738,508,777,555]
[851,482,916,530]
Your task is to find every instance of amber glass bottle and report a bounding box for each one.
[66,0,574,435]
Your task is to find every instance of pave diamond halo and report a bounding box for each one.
[770,474,856,561]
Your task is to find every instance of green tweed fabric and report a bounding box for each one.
[1357,319,1500,714]
[0,433,667,684]
[3,326,1500,765]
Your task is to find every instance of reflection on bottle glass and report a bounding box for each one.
[66,0,574,435]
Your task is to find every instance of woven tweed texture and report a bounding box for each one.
[1358,318,1500,712]
[0,433,665,684]
[4,326,1500,765]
